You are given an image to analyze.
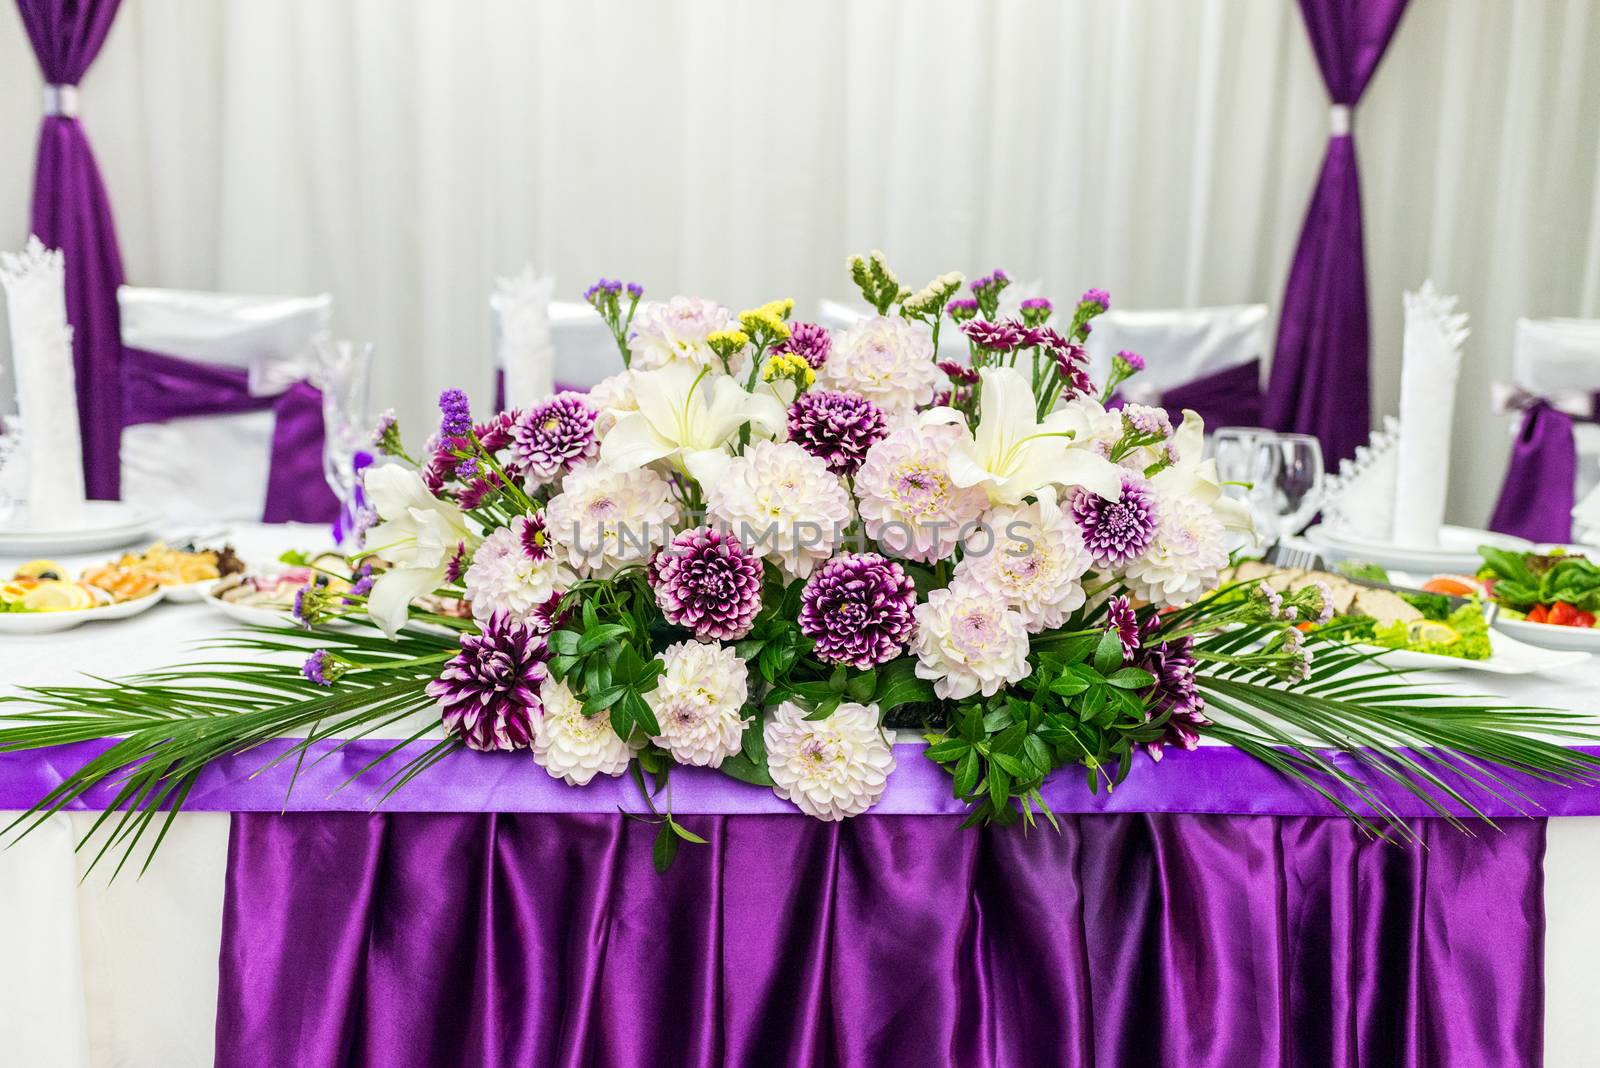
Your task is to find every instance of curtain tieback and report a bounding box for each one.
[42,85,79,118]
[1328,104,1351,137]
[1492,382,1595,420]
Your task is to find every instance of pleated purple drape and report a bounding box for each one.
[16,0,127,499]
[216,812,1544,1068]
[1264,0,1410,467]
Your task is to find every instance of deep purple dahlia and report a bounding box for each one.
[787,390,889,477]
[650,527,764,641]
[510,392,598,484]
[798,552,918,668]
[426,614,549,752]
[774,321,832,369]
[1071,476,1160,567]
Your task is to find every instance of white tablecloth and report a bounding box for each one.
[3,526,1599,1065]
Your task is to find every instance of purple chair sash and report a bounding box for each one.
[122,346,338,523]
[1112,358,1264,431]
[493,368,585,412]
[1488,399,1595,544]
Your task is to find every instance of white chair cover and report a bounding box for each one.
[549,301,625,390]
[1515,317,1600,519]
[118,287,332,525]
[1081,303,1269,400]
[491,266,556,408]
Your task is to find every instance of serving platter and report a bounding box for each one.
[0,588,166,635]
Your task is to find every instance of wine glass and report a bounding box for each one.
[1209,426,1274,502]
[312,339,375,544]
[1247,433,1324,542]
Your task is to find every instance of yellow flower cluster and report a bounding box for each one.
[706,328,750,359]
[762,350,816,389]
[738,299,794,343]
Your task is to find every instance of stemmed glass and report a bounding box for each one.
[1209,427,1275,502]
[1246,433,1324,542]
[313,339,375,544]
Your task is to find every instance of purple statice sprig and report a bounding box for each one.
[291,579,337,627]
[1106,403,1173,465]
[439,389,472,439]
[1061,286,1111,345]
[1101,348,1147,401]
[301,649,349,688]
[945,298,979,324]
[584,276,644,366]
[1018,297,1053,326]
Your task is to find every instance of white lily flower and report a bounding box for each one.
[361,464,477,636]
[922,366,1123,506]
[1151,410,1256,540]
[598,362,788,486]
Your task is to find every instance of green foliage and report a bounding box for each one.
[1479,547,1600,611]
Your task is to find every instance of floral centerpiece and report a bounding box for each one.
[5,254,1597,873]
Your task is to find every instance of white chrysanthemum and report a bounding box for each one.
[588,370,638,436]
[953,497,1093,632]
[816,316,942,418]
[1120,488,1230,608]
[705,441,852,580]
[855,423,989,563]
[463,515,575,624]
[764,701,896,821]
[648,640,750,767]
[532,677,635,786]
[627,296,740,373]
[912,586,1031,700]
[545,461,681,578]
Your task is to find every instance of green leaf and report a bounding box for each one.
[803,694,843,720]
[652,823,679,872]
[577,624,630,655]
[1050,675,1091,697]
[1023,734,1054,776]
[990,751,1034,779]
[953,749,981,796]
[1105,667,1156,690]
[872,658,936,714]
[828,665,849,693]
[982,707,1013,733]
[987,766,1011,810]
[718,752,775,786]
[619,689,658,737]
[669,819,708,844]
[1093,630,1123,674]
[845,668,877,703]
[924,738,969,763]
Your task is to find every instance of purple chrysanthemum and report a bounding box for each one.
[1133,626,1206,761]
[475,410,517,452]
[798,552,918,668]
[439,389,472,438]
[786,390,889,477]
[1071,477,1160,566]
[1081,288,1111,312]
[971,269,1010,297]
[457,473,504,511]
[1045,334,1094,397]
[962,317,1025,352]
[1115,348,1146,373]
[426,614,549,752]
[1019,297,1054,325]
[933,386,975,408]
[937,360,980,385]
[946,298,979,322]
[773,321,832,369]
[1106,595,1142,658]
[510,393,598,484]
[443,541,469,584]
[650,527,764,641]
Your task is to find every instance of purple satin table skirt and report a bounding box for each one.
[215,811,1543,1068]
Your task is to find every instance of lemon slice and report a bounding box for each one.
[21,580,95,613]
[13,559,66,580]
[1407,620,1460,646]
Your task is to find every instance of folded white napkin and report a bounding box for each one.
[492,266,556,408]
[1,237,84,526]
[1391,281,1469,548]
[1322,416,1399,541]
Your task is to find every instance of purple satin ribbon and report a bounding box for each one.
[1488,399,1596,544]
[122,346,339,523]
[5,737,1599,817]
[1113,358,1264,431]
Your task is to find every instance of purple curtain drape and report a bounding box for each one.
[1264,0,1411,467]
[122,346,339,522]
[17,0,127,500]
[216,812,1544,1068]
[1488,402,1581,543]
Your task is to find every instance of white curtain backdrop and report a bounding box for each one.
[2,0,1598,525]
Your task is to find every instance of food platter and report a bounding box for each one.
[0,587,165,635]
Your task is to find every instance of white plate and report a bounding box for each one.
[1304,524,1532,574]
[161,577,221,604]
[1363,625,1589,674]
[202,586,300,630]
[0,588,166,635]
[1492,617,1600,654]
[0,501,155,555]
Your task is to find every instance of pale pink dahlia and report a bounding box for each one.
[855,424,988,563]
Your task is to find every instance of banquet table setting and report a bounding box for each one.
[8,2,1600,1067]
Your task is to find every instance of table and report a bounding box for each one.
[4,526,1600,1066]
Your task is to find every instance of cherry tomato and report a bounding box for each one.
[1576,609,1597,629]
[1549,602,1579,627]
[1527,604,1549,624]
